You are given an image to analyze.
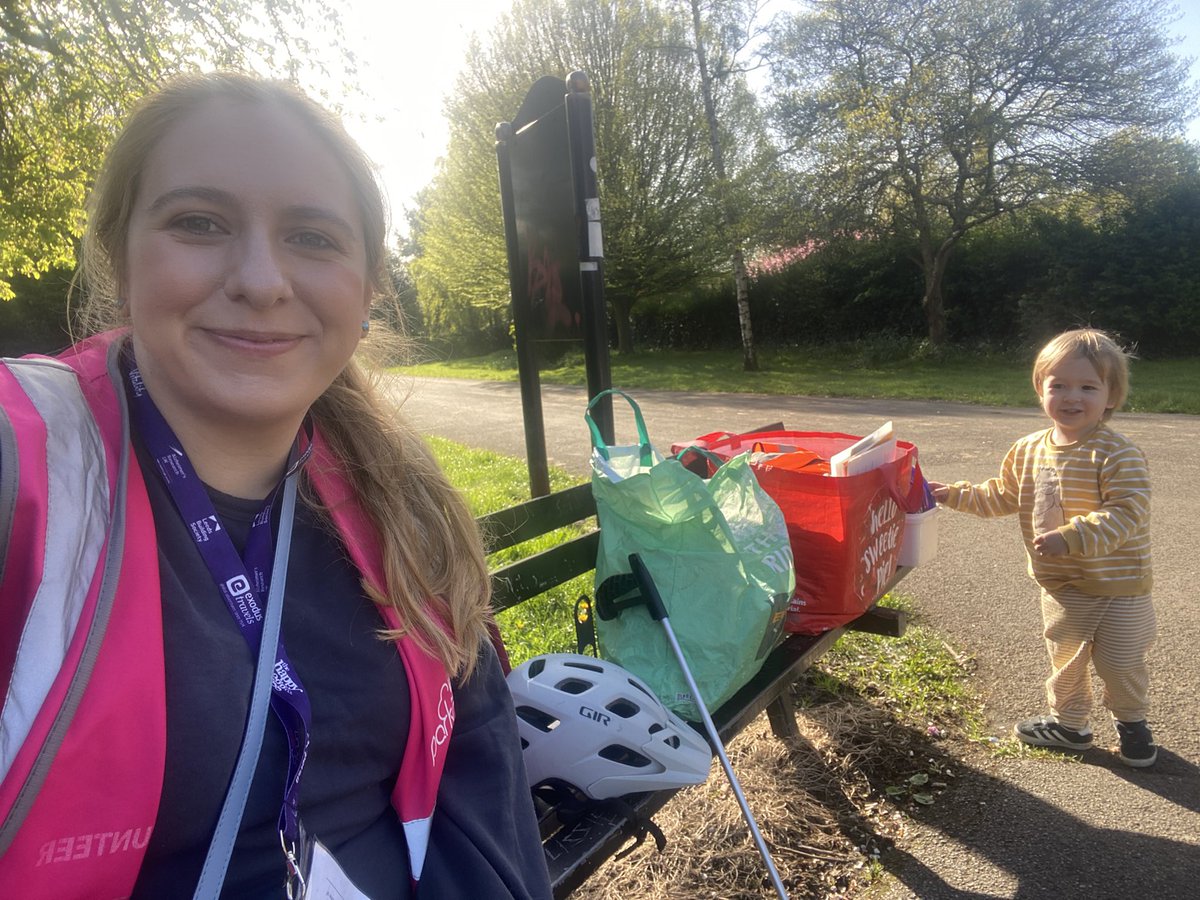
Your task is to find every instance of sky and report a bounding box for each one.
[324,2,515,232]
[321,1,1200,235]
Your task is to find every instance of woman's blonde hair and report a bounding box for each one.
[1032,327,1134,421]
[76,71,492,679]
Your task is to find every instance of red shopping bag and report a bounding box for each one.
[674,430,921,634]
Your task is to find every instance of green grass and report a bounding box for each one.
[427,434,581,515]
[806,594,986,740]
[405,343,1200,415]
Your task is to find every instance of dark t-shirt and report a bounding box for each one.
[130,456,412,898]
[128,441,551,899]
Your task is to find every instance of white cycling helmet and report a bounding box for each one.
[507,653,712,799]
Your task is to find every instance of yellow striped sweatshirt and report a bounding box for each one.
[942,424,1152,596]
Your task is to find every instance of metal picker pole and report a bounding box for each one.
[626,554,790,900]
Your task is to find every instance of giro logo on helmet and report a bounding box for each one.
[579,705,611,727]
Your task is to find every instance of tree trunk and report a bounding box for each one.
[732,247,758,371]
[919,244,951,346]
[611,296,635,353]
[689,0,757,372]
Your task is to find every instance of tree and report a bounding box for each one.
[678,0,776,371]
[1077,130,1200,209]
[769,0,1197,344]
[411,0,722,354]
[1,1,347,301]
[1015,167,1200,355]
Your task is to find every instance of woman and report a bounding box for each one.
[0,72,551,899]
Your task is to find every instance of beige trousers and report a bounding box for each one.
[1040,586,1156,729]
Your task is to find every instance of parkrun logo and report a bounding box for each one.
[128,368,147,397]
[430,680,455,764]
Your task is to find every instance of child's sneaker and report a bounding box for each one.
[1014,715,1094,751]
[1116,720,1157,768]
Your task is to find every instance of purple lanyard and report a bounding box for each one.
[124,357,313,846]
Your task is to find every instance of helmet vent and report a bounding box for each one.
[564,660,605,673]
[598,744,652,768]
[626,678,656,702]
[555,677,593,695]
[527,658,546,678]
[516,705,560,732]
[648,723,664,734]
[606,698,640,719]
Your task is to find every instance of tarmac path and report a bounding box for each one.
[392,376,1200,898]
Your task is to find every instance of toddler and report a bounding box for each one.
[929,328,1156,766]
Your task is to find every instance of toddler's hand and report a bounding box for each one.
[1033,531,1069,557]
[926,481,950,503]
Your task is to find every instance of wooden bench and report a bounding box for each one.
[480,482,908,898]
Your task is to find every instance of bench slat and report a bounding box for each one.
[845,601,907,637]
[490,531,601,612]
[710,629,842,740]
[843,566,909,636]
[480,482,596,553]
[544,790,676,897]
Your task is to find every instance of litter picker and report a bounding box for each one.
[596,553,790,900]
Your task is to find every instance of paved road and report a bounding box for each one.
[393,376,1200,898]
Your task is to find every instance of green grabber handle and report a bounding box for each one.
[585,389,655,466]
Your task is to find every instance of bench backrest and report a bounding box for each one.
[481,483,599,612]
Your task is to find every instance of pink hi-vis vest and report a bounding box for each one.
[0,333,452,897]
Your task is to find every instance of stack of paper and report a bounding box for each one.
[830,421,895,476]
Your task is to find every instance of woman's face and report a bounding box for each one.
[122,97,372,439]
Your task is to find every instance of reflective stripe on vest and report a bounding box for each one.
[0,359,111,782]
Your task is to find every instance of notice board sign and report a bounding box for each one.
[509,100,584,341]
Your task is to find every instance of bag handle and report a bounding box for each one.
[669,448,771,566]
[678,445,724,466]
[673,444,726,478]
[586,389,654,465]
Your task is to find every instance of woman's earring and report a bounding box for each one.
[361,318,371,335]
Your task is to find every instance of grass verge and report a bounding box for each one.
[405,342,1200,415]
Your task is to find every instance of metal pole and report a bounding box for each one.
[627,555,790,900]
[565,71,613,446]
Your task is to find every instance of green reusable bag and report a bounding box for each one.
[586,390,796,720]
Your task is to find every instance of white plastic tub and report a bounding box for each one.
[899,507,939,567]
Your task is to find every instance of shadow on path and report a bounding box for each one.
[879,749,1200,898]
[1100,748,1200,814]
